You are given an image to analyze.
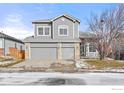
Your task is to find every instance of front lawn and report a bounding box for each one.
[85,60,124,69]
[0,59,23,67]
[0,57,6,61]
[49,63,76,72]
[0,57,13,62]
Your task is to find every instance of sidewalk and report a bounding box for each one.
[12,59,53,68]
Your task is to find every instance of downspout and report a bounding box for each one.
[52,21,54,39]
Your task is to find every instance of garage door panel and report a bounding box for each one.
[62,48,74,59]
[31,48,57,60]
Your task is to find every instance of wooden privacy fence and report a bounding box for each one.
[9,47,25,59]
[0,48,3,57]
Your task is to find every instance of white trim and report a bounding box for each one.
[60,43,62,60]
[36,26,51,36]
[58,25,68,36]
[33,24,35,37]
[0,38,4,48]
[78,24,79,38]
[51,14,80,23]
[52,22,54,39]
[73,22,74,39]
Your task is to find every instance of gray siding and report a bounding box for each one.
[74,22,79,39]
[61,43,75,47]
[0,38,4,48]
[33,16,79,40]
[34,23,52,39]
[53,16,74,39]
[4,39,24,55]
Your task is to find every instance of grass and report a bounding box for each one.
[0,59,23,67]
[49,63,76,72]
[0,57,6,61]
[0,57,13,62]
[85,59,124,69]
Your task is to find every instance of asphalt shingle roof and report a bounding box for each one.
[79,31,96,38]
[32,14,80,23]
[24,36,81,43]
[32,19,52,23]
[0,32,24,43]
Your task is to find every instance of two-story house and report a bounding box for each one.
[24,14,81,61]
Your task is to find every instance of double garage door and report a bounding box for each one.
[31,47,74,60]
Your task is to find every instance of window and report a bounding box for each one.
[37,26,50,36]
[38,28,43,35]
[89,44,96,52]
[44,27,50,35]
[58,25,68,36]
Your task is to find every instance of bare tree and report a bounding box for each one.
[87,4,124,60]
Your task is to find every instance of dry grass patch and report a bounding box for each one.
[0,59,24,67]
[49,63,76,72]
[85,60,124,69]
[0,57,13,62]
[0,57,6,61]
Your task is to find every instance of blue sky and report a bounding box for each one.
[0,3,118,39]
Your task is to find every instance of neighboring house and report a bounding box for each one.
[79,32,99,58]
[111,33,124,60]
[24,14,81,61]
[0,32,24,57]
[79,31,124,60]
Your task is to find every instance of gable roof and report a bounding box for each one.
[0,32,24,43]
[32,14,80,24]
[52,14,80,23]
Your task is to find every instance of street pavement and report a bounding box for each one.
[0,72,124,85]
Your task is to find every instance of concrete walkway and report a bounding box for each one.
[12,59,53,68]
[12,59,74,68]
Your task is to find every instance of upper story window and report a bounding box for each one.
[37,26,51,36]
[58,25,68,36]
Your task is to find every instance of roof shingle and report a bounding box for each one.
[0,32,24,43]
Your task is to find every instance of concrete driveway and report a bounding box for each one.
[13,59,74,68]
[12,59,53,68]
